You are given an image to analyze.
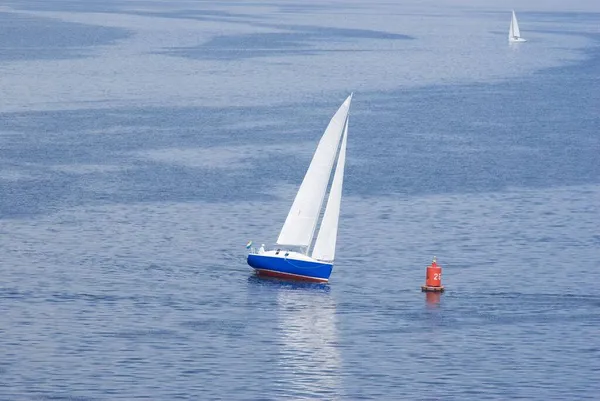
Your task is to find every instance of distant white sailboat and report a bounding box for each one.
[509,10,527,43]
[247,94,353,282]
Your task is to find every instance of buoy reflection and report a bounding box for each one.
[425,291,442,308]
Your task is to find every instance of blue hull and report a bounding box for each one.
[247,254,333,282]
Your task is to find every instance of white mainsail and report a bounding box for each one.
[509,10,521,40]
[276,94,352,248]
[311,117,348,262]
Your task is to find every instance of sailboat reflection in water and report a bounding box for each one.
[248,94,353,283]
[275,286,341,395]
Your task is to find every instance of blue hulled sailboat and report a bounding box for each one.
[247,94,353,282]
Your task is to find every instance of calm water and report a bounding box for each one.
[1,1,599,400]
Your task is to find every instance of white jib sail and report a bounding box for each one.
[276,94,353,248]
[311,116,348,262]
[511,11,521,38]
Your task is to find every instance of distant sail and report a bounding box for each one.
[509,10,526,42]
[512,11,521,38]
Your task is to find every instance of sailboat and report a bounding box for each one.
[247,94,352,283]
[508,10,527,43]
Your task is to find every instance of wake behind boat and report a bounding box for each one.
[509,10,527,43]
[247,94,352,283]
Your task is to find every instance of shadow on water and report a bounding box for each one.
[0,11,131,61]
[159,20,412,60]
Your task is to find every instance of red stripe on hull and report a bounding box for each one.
[255,269,329,283]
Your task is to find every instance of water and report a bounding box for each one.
[1,1,599,399]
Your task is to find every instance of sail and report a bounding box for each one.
[311,116,348,262]
[276,94,353,248]
[511,11,521,38]
[508,14,514,39]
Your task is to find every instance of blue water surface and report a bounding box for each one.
[1,1,599,400]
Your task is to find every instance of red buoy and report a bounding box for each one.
[421,257,445,292]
